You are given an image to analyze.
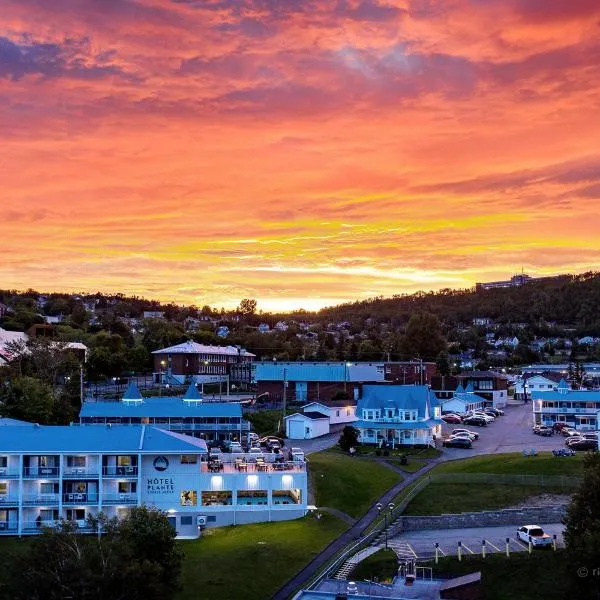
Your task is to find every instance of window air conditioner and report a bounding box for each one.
[197,515,207,526]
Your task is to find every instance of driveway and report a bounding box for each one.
[388,523,564,559]
[287,425,344,455]
[440,402,563,459]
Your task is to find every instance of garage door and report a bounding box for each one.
[288,419,306,439]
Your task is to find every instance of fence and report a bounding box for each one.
[428,472,582,488]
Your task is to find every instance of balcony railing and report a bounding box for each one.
[63,469,99,478]
[167,423,250,432]
[0,521,18,534]
[0,495,19,505]
[102,466,138,477]
[63,493,99,505]
[23,467,60,478]
[0,468,19,479]
[102,493,137,505]
[22,494,60,506]
[535,407,600,415]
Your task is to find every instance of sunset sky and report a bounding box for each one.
[2,0,600,311]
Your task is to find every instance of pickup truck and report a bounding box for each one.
[516,525,553,547]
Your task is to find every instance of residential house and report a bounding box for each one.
[472,317,492,326]
[216,326,230,338]
[301,401,357,425]
[0,424,307,537]
[515,373,566,400]
[258,323,271,333]
[284,412,330,440]
[532,379,600,431]
[354,385,442,448]
[383,361,437,385]
[143,311,165,320]
[455,371,510,408]
[254,362,385,403]
[438,384,486,414]
[80,383,250,442]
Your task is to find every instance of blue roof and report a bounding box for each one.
[464,382,474,394]
[455,384,465,394]
[123,382,143,400]
[183,383,202,400]
[0,425,208,454]
[80,397,241,418]
[255,362,383,383]
[354,419,442,430]
[531,388,600,401]
[0,417,31,426]
[357,385,435,419]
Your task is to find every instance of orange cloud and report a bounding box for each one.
[1,0,600,310]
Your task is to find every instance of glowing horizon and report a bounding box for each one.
[2,0,600,312]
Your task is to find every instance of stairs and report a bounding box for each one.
[333,545,382,580]
[387,540,417,561]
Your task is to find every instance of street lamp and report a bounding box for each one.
[344,362,352,393]
[376,502,395,549]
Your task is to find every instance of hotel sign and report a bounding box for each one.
[147,477,175,495]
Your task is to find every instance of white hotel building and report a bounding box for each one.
[0,424,307,538]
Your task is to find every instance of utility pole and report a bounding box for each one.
[282,367,287,422]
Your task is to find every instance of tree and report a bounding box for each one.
[398,312,447,360]
[2,507,183,600]
[0,376,55,424]
[237,298,257,316]
[563,453,600,599]
[338,425,360,452]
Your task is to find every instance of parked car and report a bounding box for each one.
[552,422,570,432]
[443,437,472,448]
[248,432,259,443]
[487,408,504,416]
[565,436,585,446]
[483,409,500,418]
[516,525,553,547]
[583,432,599,440]
[472,412,494,423]
[463,416,488,427]
[248,447,264,456]
[441,414,462,424]
[229,442,243,453]
[562,428,579,437]
[451,429,480,440]
[568,439,598,451]
[290,447,305,461]
[533,426,553,437]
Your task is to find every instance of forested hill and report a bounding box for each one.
[314,272,600,332]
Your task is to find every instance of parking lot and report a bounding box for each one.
[388,523,565,559]
[440,402,563,458]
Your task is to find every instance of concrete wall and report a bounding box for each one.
[391,505,568,534]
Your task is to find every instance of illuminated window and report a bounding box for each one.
[273,489,302,505]
[180,490,198,506]
[181,455,198,464]
[237,490,267,505]
[201,491,232,506]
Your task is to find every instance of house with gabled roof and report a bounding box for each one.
[354,385,442,448]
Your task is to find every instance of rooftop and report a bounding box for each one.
[152,341,255,357]
[0,425,208,454]
[255,361,385,383]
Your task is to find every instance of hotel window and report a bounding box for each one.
[0,483,7,497]
[117,456,132,466]
[181,455,198,464]
[201,491,232,506]
[273,489,302,505]
[66,509,85,522]
[40,482,56,495]
[0,457,7,468]
[181,516,193,526]
[180,490,198,506]
[40,509,58,522]
[66,456,86,468]
[237,490,268,505]
[118,482,136,494]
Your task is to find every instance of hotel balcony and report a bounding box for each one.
[534,406,600,415]
[0,521,18,535]
[22,494,60,506]
[102,466,138,478]
[63,493,99,505]
[0,495,19,506]
[63,468,100,479]
[23,466,60,478]
[0,468,20,479]
[102,493,138,505]
[202,454,306,474]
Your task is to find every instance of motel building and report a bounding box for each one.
[0,424,307,538]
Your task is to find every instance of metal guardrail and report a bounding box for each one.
[428,473,582,487]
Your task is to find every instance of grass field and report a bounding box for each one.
[243,410,283,435]
[434,453,585,476]
[348,549,398,583]
[388,458,428,473]
[308,451,402,518]
[430,552,568,600]
[356,446,441,459]
[178,514,347,600]
[404,453,583,515]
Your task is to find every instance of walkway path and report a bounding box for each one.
[271,458,442,600]
[318,507,357,526]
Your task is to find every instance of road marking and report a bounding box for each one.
[513,538,530,550]
[461,543,475,554]
[406,543,418,558]
[486,540,501,552]
[437,545,446,556]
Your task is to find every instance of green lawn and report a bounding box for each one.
[178,514,347,600]
[356,446,441,459]
[388,459,428,473]
[403,482,572,515]
[309,451,402,518]
[348,549,398,584]
[430,553,568,600]
[435,452,585,476]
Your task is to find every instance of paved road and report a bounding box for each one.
[440,402,563,459]
[389,523,565,558]
[289,427,344,455]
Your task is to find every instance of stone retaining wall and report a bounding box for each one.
[392,505,567,533]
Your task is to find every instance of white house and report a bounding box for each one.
[284,412,330,440]
[354,385,442,448]
[439,384,486,414]
[515,374,565,400]
[301,402,357,425]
